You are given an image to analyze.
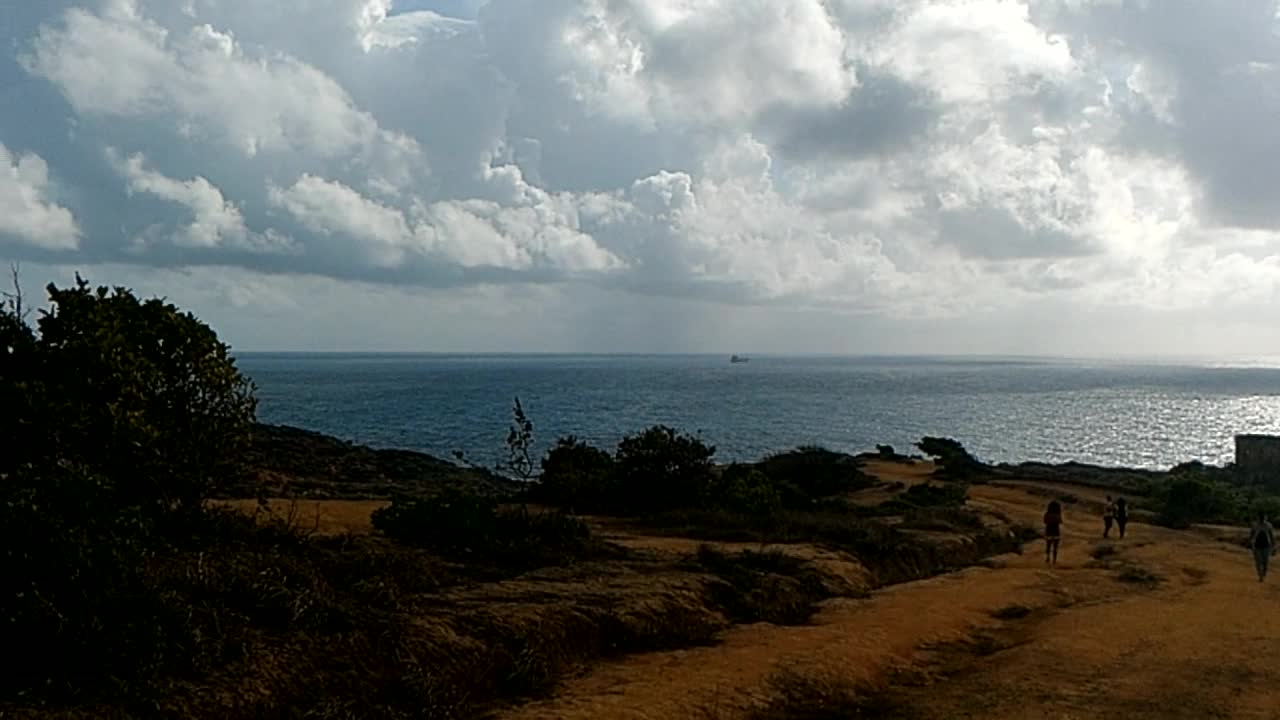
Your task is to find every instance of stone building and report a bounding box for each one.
[1235,434,1280,479]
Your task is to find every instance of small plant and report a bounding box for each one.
[1089,543,1118,560]
[991,604,1032,621]
[505,397,537,481]
[1115,563,1162,586]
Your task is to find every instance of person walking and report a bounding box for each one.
[1103,495,1116,538]
[1115,497,1129,539]
[1044,500,1063,565]
[1251,512,1275,582]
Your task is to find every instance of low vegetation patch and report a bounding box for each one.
[693,545,833,625]
[743,667,899,720]
[1114,563,1163,587]
[991,604,1033,621]
[370,489,600,571]
[1090,543,1119,560]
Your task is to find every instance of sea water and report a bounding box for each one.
[237,353,1280,471]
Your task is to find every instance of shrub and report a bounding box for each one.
[371,489,593,569]
[757,446,873,500]
[3,276,257,518]
[876,444,896,458]
[1153,477,1241,528]
[614,425,717,513]
[534,436,618,512]
[0,276,258,704]
[916,436,985,480]
[715,464,784,515]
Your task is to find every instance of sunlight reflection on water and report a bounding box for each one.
[239,354,1280,470]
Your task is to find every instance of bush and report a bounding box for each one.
[1153,477,1241,528]
[0,276,258,704]
[715,464,784,515]
[757,446,874,500]
[371,489,593,569]
[916,436,985,480]
[3,276,257,517]
[533,436,617,512]
[614,425,717,513]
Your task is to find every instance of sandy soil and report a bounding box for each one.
[497,481,1271,720]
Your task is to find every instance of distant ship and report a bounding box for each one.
[730,354,749,364]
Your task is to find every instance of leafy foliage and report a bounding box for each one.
[0,275,258,706]
[757,446,873,500]
[714,464,785,515]
[614,425,717,513]
[916,436,985,479]
[533,435,618,512]
[1152,476,1241,528]
[4,276,257,516]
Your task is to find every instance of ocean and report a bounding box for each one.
[236,353,1280,471]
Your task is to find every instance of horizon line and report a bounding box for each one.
[229,350,1280,365]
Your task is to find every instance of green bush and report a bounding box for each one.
[715,464,784,515]
[534,435,617,512]
[757,446,873,500]
[614,425,717,513]
[916,436,985,479]
[371,489,592,568]
[0,276,258,704]
[1153,477,1241,528]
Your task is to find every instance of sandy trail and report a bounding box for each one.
[498,482,1274,720]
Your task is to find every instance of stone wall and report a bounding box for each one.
[1235,434,1280,478]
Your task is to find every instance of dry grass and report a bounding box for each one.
[744,667,898,719]
[216,498,387,535]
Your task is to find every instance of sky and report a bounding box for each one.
[4,0,1280,356]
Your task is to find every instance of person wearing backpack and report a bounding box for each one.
[1251,512,1275,582]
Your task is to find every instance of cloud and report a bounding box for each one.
[110,149,294,252]
[5,0,1280,352]
[0,144,81,250]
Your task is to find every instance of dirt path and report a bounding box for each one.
[497,483,1273,720]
